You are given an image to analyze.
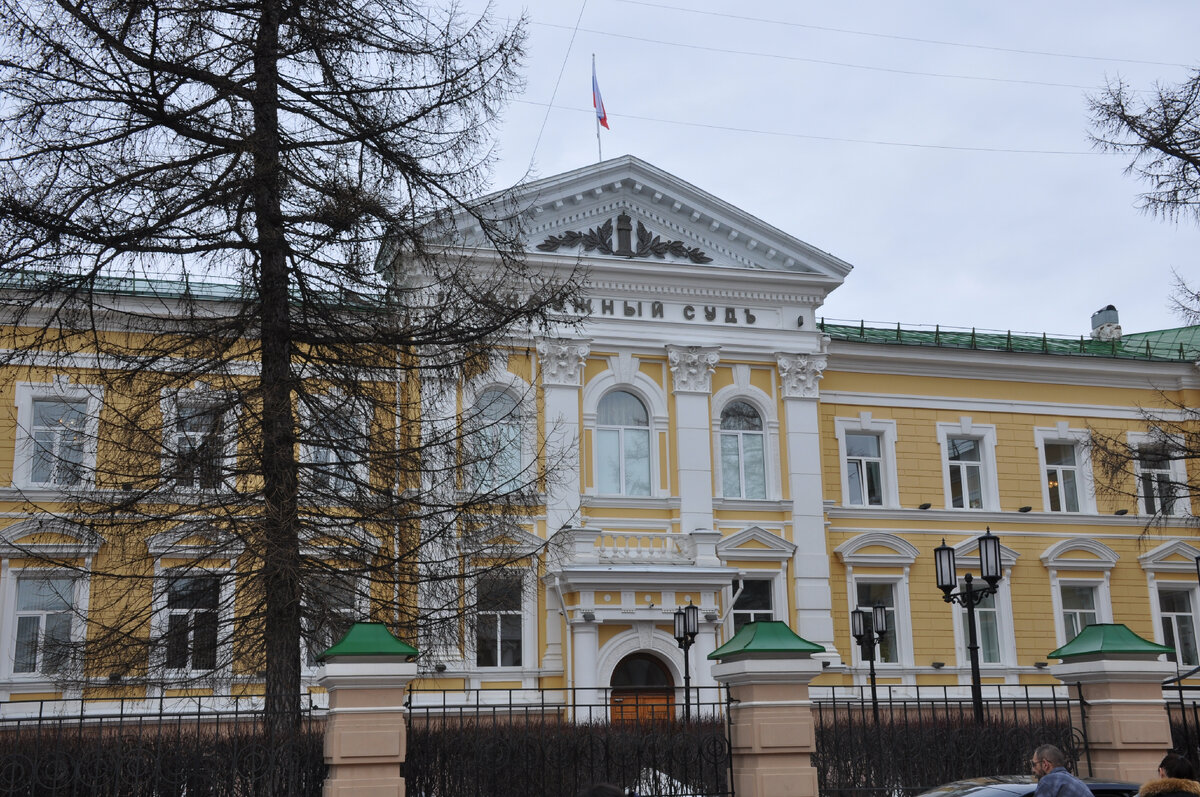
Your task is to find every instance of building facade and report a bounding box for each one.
[1,156,1197,707]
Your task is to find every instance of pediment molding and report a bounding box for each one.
[835,532,920,567]
[1139,540,1200,573]
[1041,539,1119,571]
[717,526,796,562]
[0,518,102,559]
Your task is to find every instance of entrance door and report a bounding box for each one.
[610,652,675,723]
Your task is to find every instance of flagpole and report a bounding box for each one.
[593,54,602,162]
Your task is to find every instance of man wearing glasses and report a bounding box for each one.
[1031,745,1091,797]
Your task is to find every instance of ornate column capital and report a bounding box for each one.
[667,345,720,394]
[536,337,591,387]
[776,350,828,399]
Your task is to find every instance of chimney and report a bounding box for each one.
[1090,305,1122,341]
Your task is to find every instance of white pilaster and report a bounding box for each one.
[777,343,839,661]
[537,337,591,534]
[572,620,602,707]
[667,346,719,532]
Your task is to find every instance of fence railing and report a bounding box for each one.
[0,695,326,796]
[813,684,1090,797]
[405,686,733,797]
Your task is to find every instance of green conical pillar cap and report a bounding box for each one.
[709,620,825,660]
[1048,623,1173,660]
[318,622,418,661]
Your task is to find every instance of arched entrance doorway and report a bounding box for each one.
[610,652,674,722]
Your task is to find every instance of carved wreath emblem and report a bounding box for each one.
[537,216,712,264]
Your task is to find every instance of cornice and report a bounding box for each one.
[825,506,1188,528]
[818,390,1193,422]
[828,341,1200,390]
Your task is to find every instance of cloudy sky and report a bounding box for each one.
[468,0,1200,338]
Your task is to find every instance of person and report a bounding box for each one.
[1137,753,1200,797]
[1031,744,1091,797]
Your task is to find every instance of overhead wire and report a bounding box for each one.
[613,0,1193,69]
[528,0,589,168]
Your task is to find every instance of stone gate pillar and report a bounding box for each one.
[319,623,419,797]
[709,620,826,797]
[1048,623,1175,783]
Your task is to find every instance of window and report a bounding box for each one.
[13,575,74,674]
[835,416,899,508]
[30,400,87,487]
[1138,447,1178,516]
[719,402,766,499]
[937,421,999,511]
[596,390,650,496]
[1159,588,1199,667]
[946,437,984,509]
[171,405,226,490]
[855,582,898,663]
[957,578,1001,664]
[471,389,523,491]
[308,415,359,495]
[1043,443,1081,513]
[476,573,522,667]
[164,573,220,671]
[731,579,773,632]
[1060,584,1098,640]
[303,575,359,666]
[845,433,883,506]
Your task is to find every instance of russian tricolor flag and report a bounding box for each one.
[592,58,609,130]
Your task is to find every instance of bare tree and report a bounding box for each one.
[0,0,579,726]
[1087,76,1200,530]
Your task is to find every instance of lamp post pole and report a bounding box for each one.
[851,605,888,724]
[935,528,1003,724]
[674,602,700,724]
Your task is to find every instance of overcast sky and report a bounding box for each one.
[469,0,1200,338]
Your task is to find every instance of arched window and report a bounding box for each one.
[471,388,522,491]
[597,390,651,496]
[719,401,766,499]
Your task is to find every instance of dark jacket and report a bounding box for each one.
[1139,778,1200,797]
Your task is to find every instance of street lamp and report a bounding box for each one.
[851,604,888,724]
[673,601,700,724]
[934,528,1003,724]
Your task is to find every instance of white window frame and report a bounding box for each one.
[1141,540,1200,666]
[299,393,369,498]
[581,354,668,499]
[834,414,900,509]
[717,401,768,500]
[471,568,534,671]
[0,519,98,686]
[1034,425,1096,514]
[711,372,782,504]
[160,386,237,494]
[1041,538,1117,647]
[835,532,919,674]
[148,528,239,681]
[13,379,102,491]
[947,537,1018,673]
[1129,431,1192,517]
[1157,583,1200,668]
[729,575,782,633]
[463,385,531,494]
[301,572,367,669]
[936,419,1000,511]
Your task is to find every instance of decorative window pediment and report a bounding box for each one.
[1139,540,1200,573]
[0,519,102,560]
[952,537,1020,570]
[835,532,919,567]
[147,525,242,560]
[1041,539,1118,571]
[717,526,795,562]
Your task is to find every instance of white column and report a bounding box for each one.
[417,371,460,664]
[777,343,839,661]
[571,620,603,719]
[537,337,590,534]
[667,346,719,533]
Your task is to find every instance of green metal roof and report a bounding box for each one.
[1047,623,1173,660]
[708,620,825,660]
[317,622,419,661]
[820,320,1200,363]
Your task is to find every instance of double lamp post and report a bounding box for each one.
[674,601,699,724]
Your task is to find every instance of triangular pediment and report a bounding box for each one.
[717,526,796,561]
[465,156,852,279]
[1140,540,1200,573]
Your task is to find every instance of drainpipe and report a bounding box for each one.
[716,571,747,647]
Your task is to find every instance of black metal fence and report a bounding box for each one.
[0,696,326,796]
[404,686,732,797]
[1166,682,1200,771]
[812,685,1089,797]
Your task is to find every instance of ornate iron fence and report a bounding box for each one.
[1165,680,1200,770]
[812,684,1089,797]
[0,695,326,796]
[404,686,733,797]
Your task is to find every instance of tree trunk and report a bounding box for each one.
[252,0,302,730]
